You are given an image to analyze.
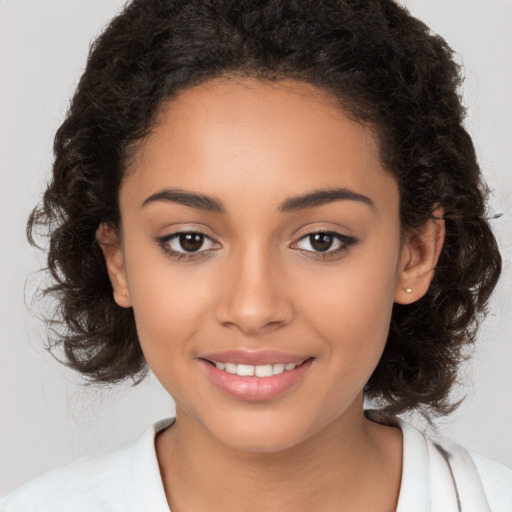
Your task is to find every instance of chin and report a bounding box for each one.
[200,407,323,454]
[219,428,305,454]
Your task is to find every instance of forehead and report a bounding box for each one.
[123,78,397,213]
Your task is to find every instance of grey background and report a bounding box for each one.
[1,0,511,497]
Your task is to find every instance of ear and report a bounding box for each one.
[394,207,445,305]
[95,223,132,308]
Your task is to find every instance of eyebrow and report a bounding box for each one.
[141,187,374,213]
[278,187,375,213]
[141,189,224,212]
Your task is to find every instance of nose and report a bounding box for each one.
[214,243,295,336]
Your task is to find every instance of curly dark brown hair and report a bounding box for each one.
[28,0,501,416]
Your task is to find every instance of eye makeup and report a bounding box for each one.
[155,229,358,262]
[292,230,358,261]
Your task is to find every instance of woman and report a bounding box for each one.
[1,0,510,510]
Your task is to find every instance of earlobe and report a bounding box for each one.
[394,208,445,305]
[95,223,132,308]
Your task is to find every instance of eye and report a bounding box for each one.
[292,231,357,259]
[157,231,220,260]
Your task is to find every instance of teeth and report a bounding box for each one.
[237,364,254,376]
[213,360,305,377]
[272,363,285,375]
[225,363,237,374]
[255,364,273,377]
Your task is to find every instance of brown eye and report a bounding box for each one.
[158,231,219,258]
[309,233,334,252]
[292,231,358,259]
[179,233,205,252]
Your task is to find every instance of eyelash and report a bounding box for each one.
[156,230,358,262]
[291,230,358,261]
[156,231,220,261]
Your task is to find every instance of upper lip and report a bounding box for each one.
[200,350,311,366]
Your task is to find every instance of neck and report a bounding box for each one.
[155,402,402,512]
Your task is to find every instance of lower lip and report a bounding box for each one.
[200,359,314,401]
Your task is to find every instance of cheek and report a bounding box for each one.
[297,241,399,363]
[122,241,216,365]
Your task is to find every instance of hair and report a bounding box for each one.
[28,0,501,416]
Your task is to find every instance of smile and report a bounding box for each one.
[200,353,314,401]
[211,360,306,377]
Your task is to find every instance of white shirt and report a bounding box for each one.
[1,415,511,511]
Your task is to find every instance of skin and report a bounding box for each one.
[98,78,445,511]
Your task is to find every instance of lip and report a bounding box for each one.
[200,354,314,401]
[200,349,310,365]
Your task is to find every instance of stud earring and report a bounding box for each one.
[405,288,412,294]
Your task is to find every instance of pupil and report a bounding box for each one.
[180,233,204,252]
[310,233,333,252]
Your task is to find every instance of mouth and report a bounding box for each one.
[199,352,314,401]
[203,359,308,377]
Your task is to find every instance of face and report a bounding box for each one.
[101,78,438,452]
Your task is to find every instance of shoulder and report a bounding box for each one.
[0,419,174,512]
[0,440,136,512]
[470,449,512,512]
[424,429,512,512]
[366,410,512,511]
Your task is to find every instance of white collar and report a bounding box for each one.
[137,415,491,512]
[365,410,491,512]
